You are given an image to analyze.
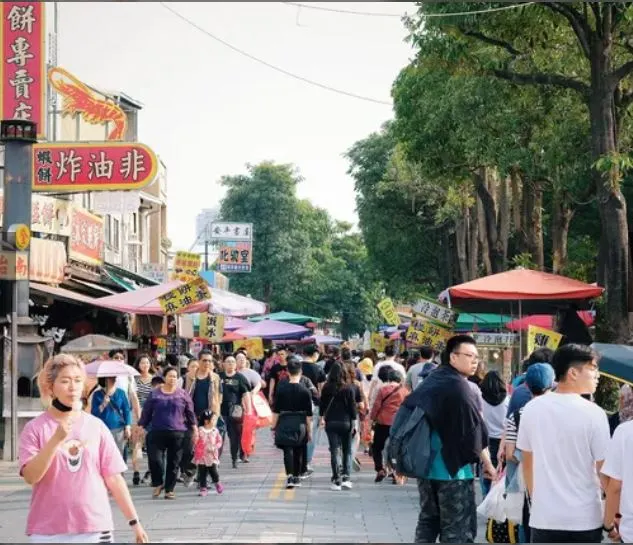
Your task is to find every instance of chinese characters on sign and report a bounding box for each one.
[171,251,200,282]
[233,337,264,360]
[209,222,253,241]
[0,251,28,280]
[217,241,252,273]
[406,319,453,353]
[69,206,104,266]
[158,277,211,315]
[1,2,46,137]
[470,332,519,347]
[412,298,458,328]
[140,263,167,284]
[370,332,390,353]
[0,193,71,236]
[527,325,562,355]
[199,313,224,342]
[377,298,401,326]
[32,143,158,192]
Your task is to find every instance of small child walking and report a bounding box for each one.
[194,410,224,496]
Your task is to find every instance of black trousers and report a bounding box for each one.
[530,527,602,543]
[197,464,220,488]
[325,420,352,482]
[372,423,390,472]
[415,478,477,543]
[223,415,244,462]
[482,437,501,493]
[283,445,304,478]
[179,429,195,476]
[147,430,185,493]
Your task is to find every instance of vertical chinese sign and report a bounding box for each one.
[1,2,46,138]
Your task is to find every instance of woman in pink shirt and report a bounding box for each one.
[19,354,149,543]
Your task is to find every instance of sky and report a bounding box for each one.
[55,2,417,252]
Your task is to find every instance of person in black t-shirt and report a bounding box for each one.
[302,345,326,471]
[267,348,289,405]
[272,358,313,489]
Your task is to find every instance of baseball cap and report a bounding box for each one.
[358,358,374,376]
[525,363,555,392]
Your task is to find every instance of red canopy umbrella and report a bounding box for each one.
[506,311,595,332]
[220,330,247,343]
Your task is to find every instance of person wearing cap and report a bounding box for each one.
[516,344,610,543]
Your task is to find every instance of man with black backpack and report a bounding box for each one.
[390,335,495,543]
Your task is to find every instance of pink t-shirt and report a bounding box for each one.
[19,411,127,536]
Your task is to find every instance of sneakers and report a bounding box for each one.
[353,457,361,472]
[141,471,151,484]
[341,479,353,490]
[293,476,302,488]
[299,468,313,479]
[375,470,386,483]
[215,483,224,494]
[330,481,342,491]
[232,460,238,469]
[182,473,195,488]
[199,488,208,497]
[132,471,140,486]
[286,477,295,489]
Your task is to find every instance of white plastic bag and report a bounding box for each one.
[477,477,507,523]
[504,462,526,524]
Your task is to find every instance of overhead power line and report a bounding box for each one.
[159,2,392,106]
[281,2,534,18]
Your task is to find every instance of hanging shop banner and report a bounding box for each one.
[377,298,400,326]
[527,325,562,355]
[470,332,519,347]
[406,319,453,353]
[1,2,47,138]
[199,312,224,342]
[412,297,458,328]
[233,337,264,360]
[69,205,104,266]
[209,222,253,241]
[158,276,211,315]
[140,262,167,284]
[30,237,65,284]
[0,193,72,236]
[370,332,390,353]
[217,241,252,273]
[32,142,158,192]
[0,250,28,280]
[171,251,201,282]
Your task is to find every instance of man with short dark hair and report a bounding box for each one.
[271,358,313,489]
[406,347,435,391]
[410,335,494,543]
[517,344,610,543]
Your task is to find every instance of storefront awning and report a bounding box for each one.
[30,282,99,306]
[102,262,160,291]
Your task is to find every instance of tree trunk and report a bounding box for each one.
[590,40,630,342]
[528,179,545,270]
[551,188,574,274]
[510,167,522,233]
[498,174,511,270]
[455,216,469,283]
[468,203,479,279]
[476,192,492,275]
[474,167,503,273]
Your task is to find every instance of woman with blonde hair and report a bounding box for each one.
[19,354,148,543]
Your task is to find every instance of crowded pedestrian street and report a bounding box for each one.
[0,428,488,543]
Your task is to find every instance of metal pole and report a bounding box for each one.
[204,240,209,271]
[51,2,59,141]
[10,282,17,461]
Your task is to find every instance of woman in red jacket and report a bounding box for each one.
[369,368,407,483]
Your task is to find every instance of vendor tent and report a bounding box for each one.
[456,313,511,331]
[61,334,137,355]
[507,311,594,331]
[592,343,633,384]
[249,311,320,324]
[442,269,603,314]
[235,320,310,340]
[94,280,267,316]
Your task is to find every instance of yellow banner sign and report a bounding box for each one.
[171,251,201,282]
[406,318,453,353]
[199,313,224,342]
[527,325,562,355]
[158,277,211,315]
[377,298,400,326]
[233,337,264,359]
[370,332,390,353]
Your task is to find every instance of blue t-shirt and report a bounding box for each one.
[427,431,474,481]
[91,387,131,430]
[506,383,532,417]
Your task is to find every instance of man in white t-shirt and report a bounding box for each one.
[516,343,610,543]
[602,420,633,542]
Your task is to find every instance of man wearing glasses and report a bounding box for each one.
[517,344,610,543]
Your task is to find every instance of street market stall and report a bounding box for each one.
[591,343,633,385]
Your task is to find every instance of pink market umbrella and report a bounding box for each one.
[506,311,594,331]
[84,360,139,378]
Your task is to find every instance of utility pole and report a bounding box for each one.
[204,239,209,271]
[1,120,37,461]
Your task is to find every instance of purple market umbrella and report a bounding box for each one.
[234,320,310,340]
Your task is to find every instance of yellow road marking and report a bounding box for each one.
[267,470,286,500]
[284,485,296,501]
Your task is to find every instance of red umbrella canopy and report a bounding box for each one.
[506,311,595,332]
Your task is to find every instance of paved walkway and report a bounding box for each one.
[0,429,488,542]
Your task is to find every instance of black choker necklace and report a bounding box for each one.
[52,398,73,412]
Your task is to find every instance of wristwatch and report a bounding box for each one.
[603,524,615,533]
[128,519,139,527]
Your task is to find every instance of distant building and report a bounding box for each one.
[196,207,220,244]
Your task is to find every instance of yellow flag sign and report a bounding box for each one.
[377,298,400,326]
[199,313,224,342]
[371,332,389,353]
[406,319,453,353]
[158,277,210,315]
[233,337,264,359]
[527,325,562,355]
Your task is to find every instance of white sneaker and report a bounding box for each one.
[330,482,342,491]
[341,480,353,490]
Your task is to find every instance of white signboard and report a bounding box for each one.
[209,222,253,241]
[412,298,458,328]
[140,262,167,283]
[470,332,519,347]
